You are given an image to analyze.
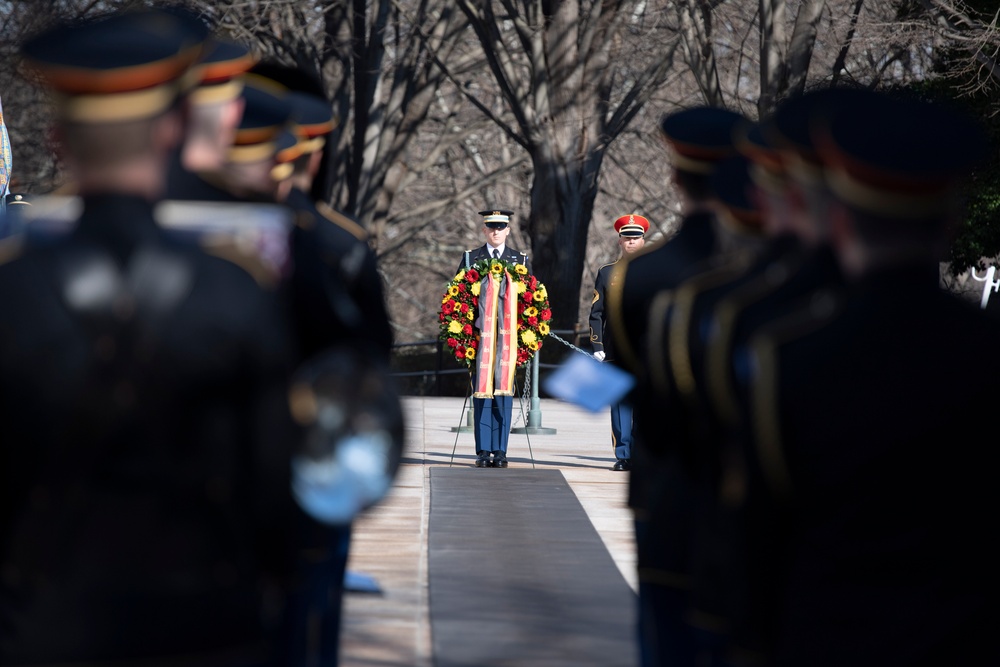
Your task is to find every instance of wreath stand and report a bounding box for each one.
[449,369,536,469]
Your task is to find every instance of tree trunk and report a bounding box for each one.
[526,144,604,332]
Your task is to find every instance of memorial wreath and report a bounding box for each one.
[438,258,552,370]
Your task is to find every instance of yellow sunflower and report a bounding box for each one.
[465,347,476,360]
[466,310,474,321]
[490,261,504,274]
[524,306,538,317]
[521,330,537,346]
[514,281,527,294]
[533,290,546,302]
[448,285,460,297]
[539,322,550,335]
[471,282,481,296]
[455,270,465,281]
[514,264,528,275]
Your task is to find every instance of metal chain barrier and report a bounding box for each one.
[547,331,597,360]
[511,332,593,428]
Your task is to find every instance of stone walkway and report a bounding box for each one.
[339,396,637,666]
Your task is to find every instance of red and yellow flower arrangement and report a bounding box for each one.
[438,258,552,368]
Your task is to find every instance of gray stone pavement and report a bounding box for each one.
[339,396,638,667]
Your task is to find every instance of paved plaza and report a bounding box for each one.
[339,396,638,666]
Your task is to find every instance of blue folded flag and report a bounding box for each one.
[542,353,635,412]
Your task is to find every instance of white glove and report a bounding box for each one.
[593,351,606,362]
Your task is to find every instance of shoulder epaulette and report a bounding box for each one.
[747,289,843,500]
[200,235,278,289]
[0,235,25,267]
[315,201,368,242]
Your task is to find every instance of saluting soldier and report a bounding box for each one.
[589,214,649,471]
[738,92,1000,666]
[1,9,299,663]
[459,209,528,469]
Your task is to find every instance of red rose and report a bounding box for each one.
[463,324,473,336]
[529,276,538,289]
[439,313,445,322]
[528,316,538,326]
[469,339,478,349]
[458,283,466,292]
[517,302,525,314]
[522,292,533,303]
[447,337,458,348]
[472,296,479,306]
[455,346,466,359]
[460,303,470,314]
[466,269,479,282]
[536,340,543,350]
[540,309,551,321]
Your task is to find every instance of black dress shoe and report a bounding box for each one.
[493,452,508,468]
[612,459,631,471]
[475,452,491,468]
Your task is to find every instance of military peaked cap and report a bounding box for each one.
[190,38,256,105]
[660,107,745,175]
[814,93,988,219]
[229,74,291,163]
[20,8,208,122]
[614,214,649,237]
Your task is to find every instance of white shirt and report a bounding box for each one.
[486,243,506,258]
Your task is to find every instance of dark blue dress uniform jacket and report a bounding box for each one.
[0,194,298,662]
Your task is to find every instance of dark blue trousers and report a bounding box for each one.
[283,522,352,667]
[610,399,634,460]
[473,395,512,453]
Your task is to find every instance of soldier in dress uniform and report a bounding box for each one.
[602,106,744,667]
[259,65,394,667]
[261,63,393,360]
[163,28,257,201]
[458,209,529,468]
[0,9,299,664]
[738,91,1000,666]
[589,214,649,471]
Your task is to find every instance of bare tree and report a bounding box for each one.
[446,1,682,330]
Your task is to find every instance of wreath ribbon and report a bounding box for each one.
[474,269,518,398]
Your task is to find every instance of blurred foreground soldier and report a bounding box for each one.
[604,106,742,667]
[257,65,393,667]
[282,348,404,667]
[166,36,256,199]
[458,209,528,468]
[738,93,1000,666]
[0,10,300,664]
[589,214,648,471]
[263,64,393,360]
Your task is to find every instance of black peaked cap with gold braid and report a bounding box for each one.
[813,93,988,219]
[20,8,209,123]
[659,106,744,175]
[190,38,256,105]
[229,74,291,164]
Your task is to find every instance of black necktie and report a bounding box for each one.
[492,249,499,259]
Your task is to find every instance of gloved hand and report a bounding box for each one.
[593,351,606,362]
